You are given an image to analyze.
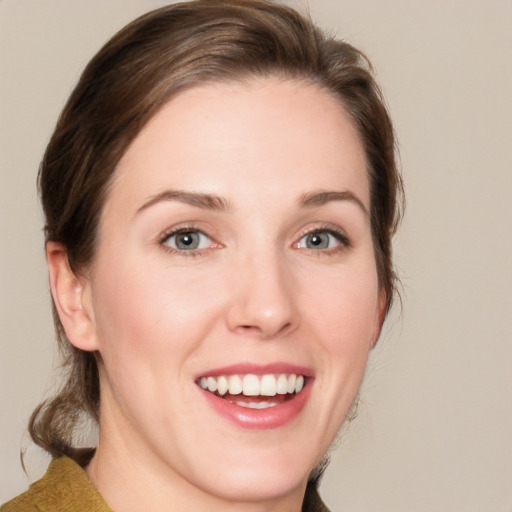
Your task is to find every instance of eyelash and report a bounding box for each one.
[157,224,351,257]
[294,225,351,255]
[157,225,218,258]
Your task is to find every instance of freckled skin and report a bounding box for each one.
[74,78,384,511]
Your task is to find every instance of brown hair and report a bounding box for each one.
[30,0,403,478]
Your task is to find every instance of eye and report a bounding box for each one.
[296,229,348,251]
[162,229,213,251]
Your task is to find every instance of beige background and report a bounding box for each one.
[1,0,511,510]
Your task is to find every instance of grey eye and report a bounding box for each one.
[297,231,341,250]
[165,231,211,251]
[305,233,329,249]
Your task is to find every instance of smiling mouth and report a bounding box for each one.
[197,373,305,409]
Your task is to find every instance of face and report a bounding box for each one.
[81,78,383,507]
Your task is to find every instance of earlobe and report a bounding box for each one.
[370,290,387,349]
[46,241,99,352]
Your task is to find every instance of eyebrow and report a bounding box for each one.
[299,190,369,215]
[136,190,230,215]
[136,188,368,216]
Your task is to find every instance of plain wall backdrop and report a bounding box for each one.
[1,1,511,510]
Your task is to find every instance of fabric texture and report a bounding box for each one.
[2,456,330,511]
[1,457,111,512]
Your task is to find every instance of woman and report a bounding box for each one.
[2,0,402,510]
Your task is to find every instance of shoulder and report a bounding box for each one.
[1,456,111,512]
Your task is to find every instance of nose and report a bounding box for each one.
[226,250,300,340]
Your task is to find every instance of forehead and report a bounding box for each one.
[107,77,369,214]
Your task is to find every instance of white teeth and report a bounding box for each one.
[276,374,288,395]
[199,373,306,397]
[295,375,304,393]
[242,374,260,396]
[217,375,229,396]
[237,401,278,409]
[287,374,296,393]
[207,377,217,393]
[228,375,243,395]
[260,374,277,396]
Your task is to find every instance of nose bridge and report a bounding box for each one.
[226,244,299,339]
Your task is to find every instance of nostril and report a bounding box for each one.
[235,322,294,339]
[238,325,260,333]
[234,325,268,337]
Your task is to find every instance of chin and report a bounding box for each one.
[181,436,323,504]
[202,462,312,505]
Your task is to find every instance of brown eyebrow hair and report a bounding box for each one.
[299,190,368,215]
[136,188,368,216]
[136,189,231,215]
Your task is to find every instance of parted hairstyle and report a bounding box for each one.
[30,0,403,484]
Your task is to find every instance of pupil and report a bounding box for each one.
[307,233,328,249]
[177,232,198,249]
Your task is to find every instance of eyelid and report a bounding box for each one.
[157,223,222,255]
[166,230,211,250]
[155,222,350,256]
[158,225,205,244]
[293,224,351,251]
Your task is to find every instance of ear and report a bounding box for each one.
[46,241,99,352]
[370,289,387,349]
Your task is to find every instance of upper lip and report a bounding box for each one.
[195,362,314,379]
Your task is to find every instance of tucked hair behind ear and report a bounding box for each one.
[31,0,403,481]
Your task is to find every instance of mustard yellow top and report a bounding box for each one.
[1,457,111,512]
[2,456,329,512]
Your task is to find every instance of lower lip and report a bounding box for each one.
[199,382,312,429]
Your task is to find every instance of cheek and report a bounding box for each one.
[90,260,222,371]
[304,262,379,398]
[307,263,380,344]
